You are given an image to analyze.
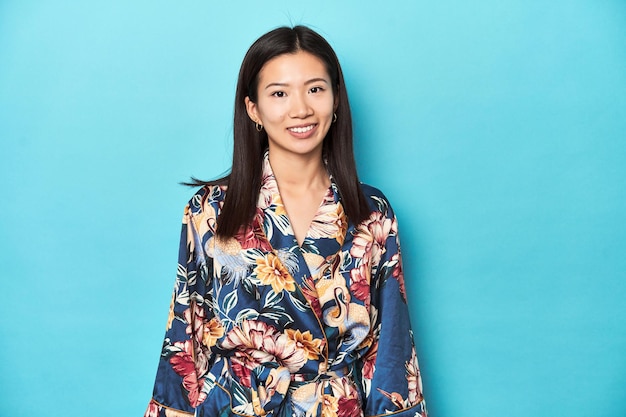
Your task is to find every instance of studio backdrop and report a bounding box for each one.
[1,1,625,416]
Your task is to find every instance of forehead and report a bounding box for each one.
[257,51,330,84]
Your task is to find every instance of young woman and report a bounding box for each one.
[144,26,427,417]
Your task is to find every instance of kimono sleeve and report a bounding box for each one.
[144,200,217,417]
[359,207,428,417]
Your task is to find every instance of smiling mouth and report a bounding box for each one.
[288,125,315,134]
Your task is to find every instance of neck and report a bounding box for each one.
[268,150,329,191]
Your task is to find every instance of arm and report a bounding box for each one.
[356,198,427,417]
[145,194,217,417]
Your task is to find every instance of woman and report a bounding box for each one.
[145,26,427,417]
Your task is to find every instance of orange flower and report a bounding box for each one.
[308,195,348,242]
[321,394,339,417]
[202,317,225,348]
[272,194,288,216]
[286,329,322,360]
[255,253,295,293]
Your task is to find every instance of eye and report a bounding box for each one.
[309,86,325,94]
[271,91,286,98]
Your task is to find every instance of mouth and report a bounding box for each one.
[288,124,316,134]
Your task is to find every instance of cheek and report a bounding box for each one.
[260,109,284,124]
[321,97,336,116]
[257,104,285,124]
[264,112,285,124]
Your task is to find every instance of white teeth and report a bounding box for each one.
[289,125,314,133]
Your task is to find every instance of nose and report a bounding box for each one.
[288,92,312,119]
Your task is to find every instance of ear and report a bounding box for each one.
[333,91,339,112]
[245,97,260,123]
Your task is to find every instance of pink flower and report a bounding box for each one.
[221,320,306,373]
[349,264,370,308]
[328,378,362,417]
[406,347,424,405]
[391,253,407,302]
[144,401,160,417]
[337,397,361,417]
[308,194,348,242]
[350,228,372,263]
[235,222,272,252]
[229,351,256,387]
[361,339,378,380]
[183,303,206,344]
[169,341,207,407]
[372,212,393,242]
[351,211,393,266]
[258,169,279,210]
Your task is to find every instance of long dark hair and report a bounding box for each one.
[189,25,370,238]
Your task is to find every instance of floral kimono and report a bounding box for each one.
[145,155,427,417]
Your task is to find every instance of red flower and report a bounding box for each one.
[235,222,272,252]
[361,339,378,380]
[337,397,361,417]
[229,351,255,387]
[349,264,370,308]
[183,303,206,343]
[300,276,322,317]
[144,400,160,417]
[169,341,207,407]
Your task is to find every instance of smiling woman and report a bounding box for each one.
[245,51,337,244]
[143,26,428,417]
[245,52,336,163]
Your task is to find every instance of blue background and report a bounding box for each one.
[1,1,625,416]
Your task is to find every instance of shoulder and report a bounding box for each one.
[359,182,388,201]
[359,182,397,218]
[185,184,228,218]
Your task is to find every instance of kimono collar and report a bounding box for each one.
[256,150,347,257]
[257,151,339,211]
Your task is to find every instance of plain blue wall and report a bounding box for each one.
[1,1,625,416]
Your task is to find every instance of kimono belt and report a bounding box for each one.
[244,361,350,417]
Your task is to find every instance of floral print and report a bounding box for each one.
[254,253,296,293]
[202,317,225,348]
[286,329,323,360]
[145,153,427,417]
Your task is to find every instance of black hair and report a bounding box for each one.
[188,25,369,238]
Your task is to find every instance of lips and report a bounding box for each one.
[288,124,316,134]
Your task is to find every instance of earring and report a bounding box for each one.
[333,113,337,123]
[255,121,263,132]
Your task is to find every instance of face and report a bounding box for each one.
[245,51,337,160]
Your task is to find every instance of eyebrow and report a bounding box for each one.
[264,77,330,90]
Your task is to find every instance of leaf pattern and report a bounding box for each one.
[145,153,427,417]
